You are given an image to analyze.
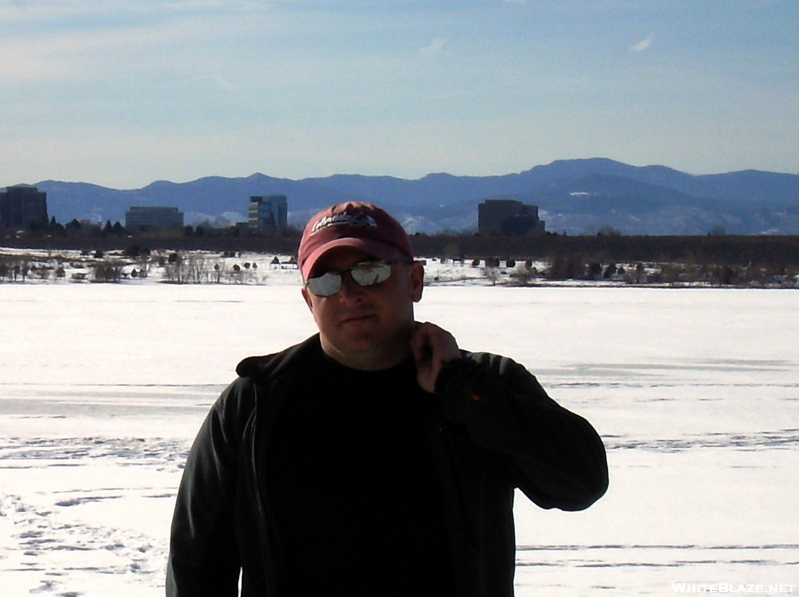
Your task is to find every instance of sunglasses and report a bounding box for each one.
[305,260,407,297]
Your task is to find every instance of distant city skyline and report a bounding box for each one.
[1,0,797,189]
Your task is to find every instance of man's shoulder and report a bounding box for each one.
[458,350,547,392]
[461,349,523,373]
[235,334,321,381]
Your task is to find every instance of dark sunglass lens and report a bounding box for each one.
[307,262,393,296]
[307,272,342,297]
[350,262,392,287]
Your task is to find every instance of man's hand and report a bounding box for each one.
[410,322,460,393]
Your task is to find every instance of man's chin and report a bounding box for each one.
[324,334,411,370]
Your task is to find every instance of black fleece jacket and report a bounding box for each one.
[166,335,608,597]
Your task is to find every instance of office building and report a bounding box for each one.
[249,195,288,232]
[0,186,48,229]
[478,199,545,236]
[125,206,184,230]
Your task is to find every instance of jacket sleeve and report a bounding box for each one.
[166,379,255,597]
[435,352,608,511]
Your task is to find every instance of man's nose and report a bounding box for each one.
[338,271,365,300]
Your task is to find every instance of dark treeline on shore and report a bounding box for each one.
[3,221,799,286]
[4,225,798,268]
[410,233,799,268]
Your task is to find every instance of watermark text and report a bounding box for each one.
[672,584,796,594]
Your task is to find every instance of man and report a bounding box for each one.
[166,202,608,597]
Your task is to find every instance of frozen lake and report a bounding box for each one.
[1,282,797,596]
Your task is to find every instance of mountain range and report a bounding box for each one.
[25,158,799,235]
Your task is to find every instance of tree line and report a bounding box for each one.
[3,222,798,287]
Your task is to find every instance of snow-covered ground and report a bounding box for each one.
[1,267,797,596]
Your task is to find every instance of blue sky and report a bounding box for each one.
[1,0,797,189]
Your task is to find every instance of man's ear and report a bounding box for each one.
[301,287,314,312]
[409,261,424,303]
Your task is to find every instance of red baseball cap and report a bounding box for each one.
[299,202,414,280]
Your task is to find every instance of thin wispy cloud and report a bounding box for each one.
[630,33,654,53]
[419,37,446,57]
[0,0,261,23]
[0,5,267,89]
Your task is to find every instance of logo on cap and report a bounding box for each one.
[311,212,377,235]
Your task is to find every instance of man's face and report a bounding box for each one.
[301,247,424,371]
